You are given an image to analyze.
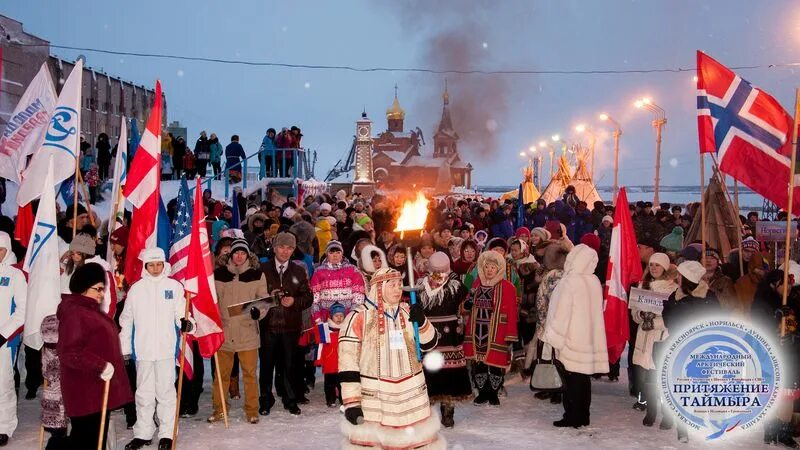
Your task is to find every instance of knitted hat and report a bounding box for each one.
[320,202,332,212]
[531,227,551,242]
[230,238,251,255]
[705,247,721,262]
[602,215,613,224]
[742,237,760,252]
[274,232,297,248]
[678,260,706,284]
[515,227,531,239]
[69,262,107,294]
[70,233,96,255]
[428,251,451,273]
[109,226,129,246]
[679,244,702,262]
[326,240,343,253]
[356,214,372,227]
[139,247,166,263]
[329,302,346,317]
[544,220,562,239]
[659,226,684,253]
[649,252,671,272]
[580,233,601,253]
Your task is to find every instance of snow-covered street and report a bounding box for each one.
[5,363,768,449]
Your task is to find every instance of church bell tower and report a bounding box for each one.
[352,111,375,194]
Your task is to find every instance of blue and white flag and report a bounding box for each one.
[23,156,61,350]
[17,59,83,206]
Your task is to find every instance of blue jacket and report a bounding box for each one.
[489,209,514,239]
[261,135,277,156]
[225,142,246,170]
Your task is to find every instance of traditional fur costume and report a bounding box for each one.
[339,268,446,449]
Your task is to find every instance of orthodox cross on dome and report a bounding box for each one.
[386,84,405,132]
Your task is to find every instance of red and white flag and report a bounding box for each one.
[184,177,224,358]
[123,81,162,285]
[604,187,643,364]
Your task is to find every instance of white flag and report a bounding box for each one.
[107,116,127,266]
[17,59,83,206]
[0,63,57,184]
[23,156,61,350]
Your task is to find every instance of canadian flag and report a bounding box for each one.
[184,177,224,358]
[603,188,643,364]
[123,81,162,284]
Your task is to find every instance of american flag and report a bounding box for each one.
[169,177,194,379]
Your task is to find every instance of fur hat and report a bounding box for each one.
[486,237,508,253]
[69,262,107,295]
[139,247,166,263]
[70,233,96,255]
[477,250,506,287]
[580,233,601,253]
[531,227,551,242]
[230,238,251,255]
[779,261,800,286]
[320,202,332,212]
[274,232,297,249]
[428,251,451,273]
[290,221,316,255]
[360,245,387,274]
[602,215,613,224]
[543,242,569,271]
[649,252,671,272]
[678,260,705,284]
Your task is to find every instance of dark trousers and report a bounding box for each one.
[563,370,591,425]
[196,159,209,177]
[324,373,341,405]
[25,345,43,395]
[258,331,301,407]
[69,411,109,450]
[179,340,205,413]
[212,162,222,179]
[98,162,110,181]
[123,359,137,426]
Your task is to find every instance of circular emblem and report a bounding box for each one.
[357,125,370,138]
[659,319,781,441]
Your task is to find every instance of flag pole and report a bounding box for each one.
[781,88,800,337]
[734,179,744,276]
[213,353,229,428]
[171,292,192,449]
[700,153,707,266]
[76,171,96,228]
[72,159,79,240]
[709,153,744,273]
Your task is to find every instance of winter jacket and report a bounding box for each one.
[489,210,514,239]
[214,255,271,352]
[261,135,277,157]
[298,319,339,374]
[96,139,112,165]
[309,261,365,324]
[119,262,189,361]
[631,276,678,370]
[661,281,720,333]
[541,244,610,375]
[225,141,246,171]
[705,268,737,314]
[209,139,223,164]
[57,293,133,418]
[260,258,313,333]
[194,136,211,160]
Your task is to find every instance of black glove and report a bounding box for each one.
[345,407,364,425]
[409,303,425,325]
[180,318,193,333]
[0,335,7,348]
[250,306,261,320]
[463,299,473,311]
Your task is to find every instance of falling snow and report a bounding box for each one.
[669,158,678,168]
[486,119,498,132]
[177,69,185,77]
[304,82,311,89]
[482,42,488,49]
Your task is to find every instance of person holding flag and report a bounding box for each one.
[119,248,193,450]
[0,232,26,447]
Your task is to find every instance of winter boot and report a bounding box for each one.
[765,419,779,445]
[440,403,455,428]
[550,392,562,404]
[642,408,656,427]
[259,395,276,416]
[0,435,8,447]
[534,391,551,400]
[779,421,799,448]
[124,438,152,450]
[632,393,647,411]
[206,412,226,423]
[228,376,240,400]
[488,391,500,406]
[659,413,674,430]
[158,439,172,450]
[473,392,489,405]
[677,425,689,443]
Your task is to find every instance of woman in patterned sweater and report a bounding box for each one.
[309,240,366,324]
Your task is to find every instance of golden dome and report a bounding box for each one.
[386,96,405,120]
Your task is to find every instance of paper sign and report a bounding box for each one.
[628,287,669,314]
[756,221,798,242]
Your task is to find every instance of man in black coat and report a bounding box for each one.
[258,232,312,416]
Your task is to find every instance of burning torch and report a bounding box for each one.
[394,192,429,362]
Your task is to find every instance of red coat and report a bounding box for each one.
[299,322,339,374]
[57,294,133,418]
[463,279,518,369]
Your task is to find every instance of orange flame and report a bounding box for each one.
[394,192,430,232]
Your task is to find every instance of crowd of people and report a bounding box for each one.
[0,180,798,449]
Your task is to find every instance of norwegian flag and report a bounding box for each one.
[184,177,224,358]
[169,177,194,379]
[123,81,162,284]
[697,50,800,211]
[603,188,643,364]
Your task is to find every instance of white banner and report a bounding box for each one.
[22,156,61,350]
[17,59,83,206]
[0,63,56,184]
[628,287,669,314]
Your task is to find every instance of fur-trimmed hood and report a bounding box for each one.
[359,244,387,274]
[477,250,506,287]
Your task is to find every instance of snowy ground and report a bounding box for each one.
[6,360,770,449]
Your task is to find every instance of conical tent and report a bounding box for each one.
[685,173,741,257]
[501,162,541,203]
[540,155,572,205]
[570,157,603,208]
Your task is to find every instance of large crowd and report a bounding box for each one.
[0,181,797,449]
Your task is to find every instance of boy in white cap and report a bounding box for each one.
[0,232,26,446]
[119,248,193,450]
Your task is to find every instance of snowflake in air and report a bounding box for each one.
[177,69,184,77]
[669,158,678,168]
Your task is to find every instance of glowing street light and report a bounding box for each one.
[539,141,556,181]
[574,123,597,179]
[634,97,667,205]
[598,112,623,203]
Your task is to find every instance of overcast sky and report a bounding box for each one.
[7,0,800,187]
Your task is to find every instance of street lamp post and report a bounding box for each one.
[599,113,622,203]
[575,124,597,179]
[635,98,667,206]
[528,146,542,190]
[539,140,556,181]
